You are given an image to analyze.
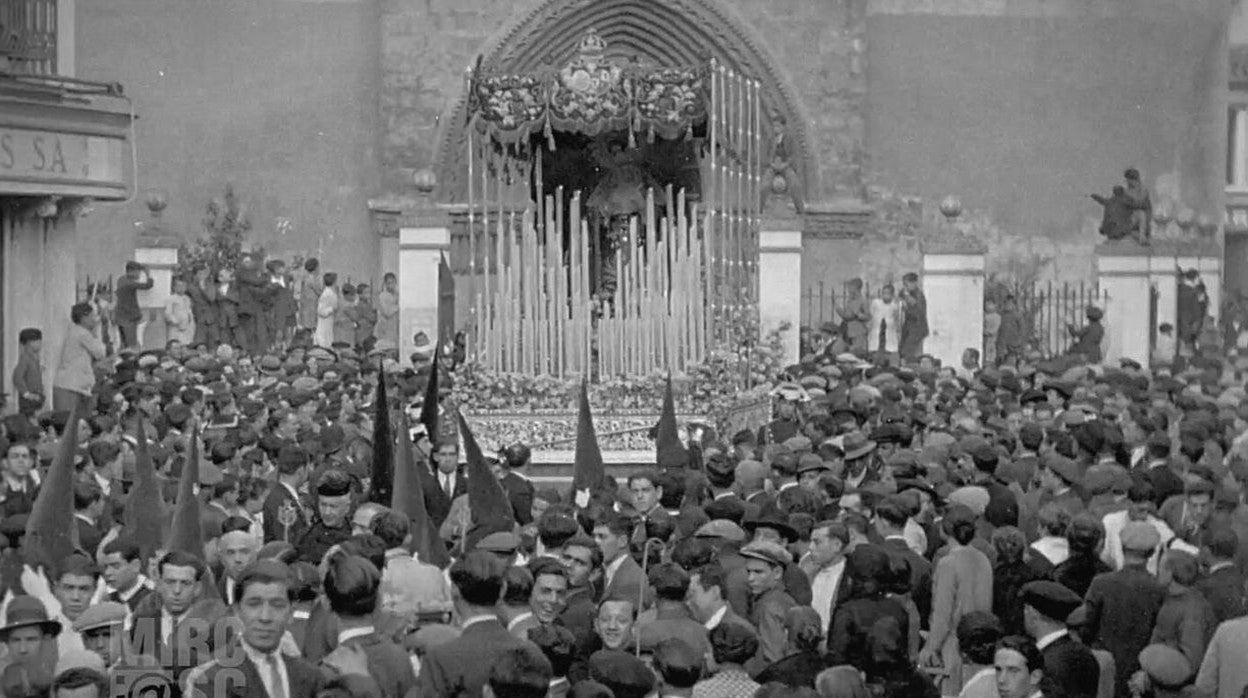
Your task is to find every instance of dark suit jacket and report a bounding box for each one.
[324,631,417,698]
[499,471,535,525]
[827,595,910,669]
[75,515,103,557]
[130,592,232,678]
[261,483,308,545]
[882,537,933,624]
[601,554,647,607]
[186,645,322,698]
[235,267,272,317]
[1083,565,1165,697]
[1197,564,1247,624]
[1039,634,1101,698]
[427,467,467,526]
[418,618,533,697]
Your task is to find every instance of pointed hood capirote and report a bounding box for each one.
[571,380,605,502]
[25,397,83,570]
[656,373,688,468]
[369,363,394,507]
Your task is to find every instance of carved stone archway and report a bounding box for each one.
[431,0,817,206]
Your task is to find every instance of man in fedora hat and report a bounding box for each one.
[0,596,61,674]
[841,432,878,490]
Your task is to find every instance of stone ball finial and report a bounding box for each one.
[413,168,438,194]
[145,189,168,215]
[1152,201,1173,227]
[939,195,962,221]
[1175,207,1196,231]
[1197,213,1219,237]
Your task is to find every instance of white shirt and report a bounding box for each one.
[810,558,846,632]
[1035,629,1069,651]
[242,640,290,698]
[93,471,112,497]
[507,611,534,632]
[461,614,498,631]
[704,605,729,631]
[1030,537,1070,568]
[338,625,375,645]
[439,471,458,496]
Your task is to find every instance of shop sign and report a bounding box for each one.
[0,127,124,187]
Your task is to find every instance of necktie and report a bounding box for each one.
[443,474,453,497]
[265,654,287,698]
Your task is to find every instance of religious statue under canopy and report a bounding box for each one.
[586,136,656,303]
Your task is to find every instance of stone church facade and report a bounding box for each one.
[75,0,1231,320]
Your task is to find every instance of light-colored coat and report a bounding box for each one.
[315,286,338,348]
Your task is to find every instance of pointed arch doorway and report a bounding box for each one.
[442,0,811,380]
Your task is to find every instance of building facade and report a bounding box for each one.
[71,0,1229,349]
[0,0,133,396]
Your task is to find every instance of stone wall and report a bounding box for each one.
[381,0,867,202]
[67,0,1229,295]
[75,0,381,280]
[864,0,1228,262]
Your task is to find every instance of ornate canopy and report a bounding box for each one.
[468,29,708,145]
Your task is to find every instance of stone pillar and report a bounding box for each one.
[921,250,984,370]
[1149,253,1176,342]
[398,212,451,361]
[3,207,78,401]
[133,240,179,350]
[758,225,803,364]
[1096,249,1151,365]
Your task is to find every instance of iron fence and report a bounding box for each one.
[801,280,872,329]
[986,280,1109,360]
[803,278,1108,361]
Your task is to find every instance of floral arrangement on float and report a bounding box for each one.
[452,322,788,449]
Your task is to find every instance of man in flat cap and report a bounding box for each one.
[739,540,796,669]
[1082,521,1165,697]
[1020,580,1101,698]
[294,469,353,564]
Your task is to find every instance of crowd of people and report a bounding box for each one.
[0,252,1247,698]
[84,255,402,363]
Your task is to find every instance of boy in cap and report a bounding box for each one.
[738,540,796,668]
[71,602,127,670]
